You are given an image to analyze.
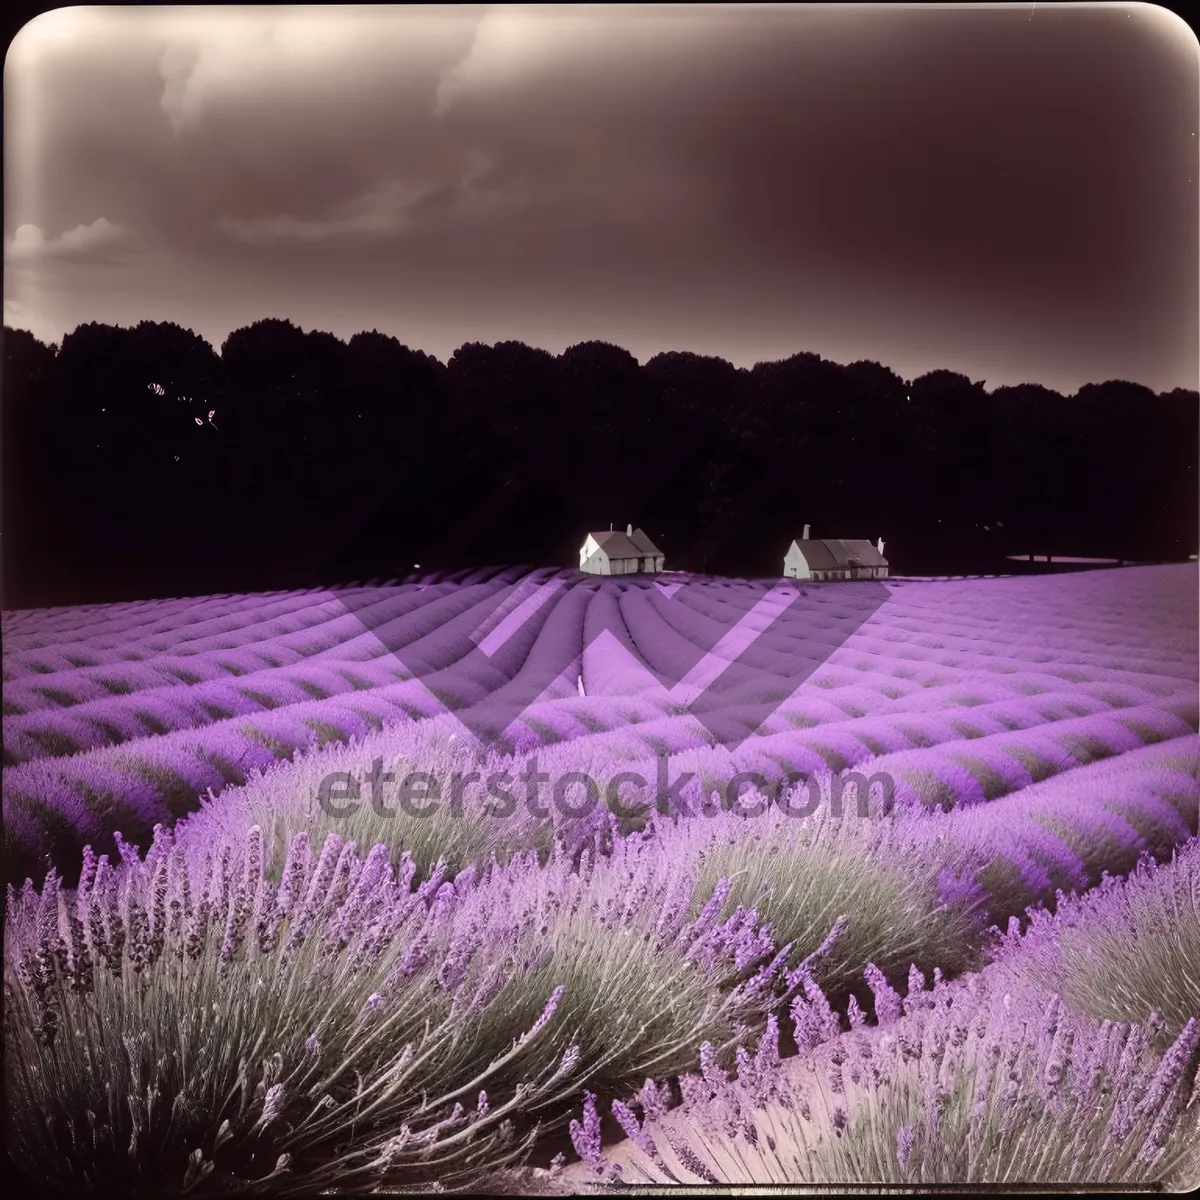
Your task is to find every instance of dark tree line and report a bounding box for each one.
[2,318,1196,607]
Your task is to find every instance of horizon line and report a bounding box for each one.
[2,317,1194,397]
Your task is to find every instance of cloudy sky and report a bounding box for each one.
[4,4,1197,393]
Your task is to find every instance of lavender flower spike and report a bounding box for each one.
[519,984,566,1045]
[569,1091,604,1169]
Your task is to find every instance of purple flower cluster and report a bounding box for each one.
[5,811,796,1193]
[987,836,1200,1040]
[575,968,1199,1186]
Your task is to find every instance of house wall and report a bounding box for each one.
[783,548,887,582]
[783,543,812,579]
[580,545,667,575]
[580,539,611,574]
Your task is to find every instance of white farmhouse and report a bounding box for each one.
[784,525,888,581]
[579,524,665,575]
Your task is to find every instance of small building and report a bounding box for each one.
[784,525,888,581]
[580,524,665,575]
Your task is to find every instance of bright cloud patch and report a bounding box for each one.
[3,218,125,262]
[435,7,614,117]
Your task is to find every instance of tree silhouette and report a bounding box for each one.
[2,319,1195,607]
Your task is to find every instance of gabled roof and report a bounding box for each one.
[589,531,641,559]
[789,538,888,569]
[823,540,855,567]
[790,538,839,570]
[587,528,663,558]
[627,527,663,556]
[841,539,887,568]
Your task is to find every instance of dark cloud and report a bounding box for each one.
[4,4,1197,392]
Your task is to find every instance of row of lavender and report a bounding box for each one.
[6,561,1190,669]
[4,567,1196,885]
[168,718,1200,927]
[7,567,1192,746]
[5,691,1193,890]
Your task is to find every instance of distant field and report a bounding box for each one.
[4,564,1195,885]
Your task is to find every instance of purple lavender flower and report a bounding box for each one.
[146,858,168,967]
[751,1014,782,1097]
[612,1098,660,1161]
[242,825,265,919]
[1133,1017,1199,1125]
[865,962,904,1026]
[519,984,565,1045]
[436,911,486,992]
[826,1056,846,1096]
[258,1084,285,1127]
[286,832,344,953]
[687,876,732,947]
[323,839,359,919]
[908,964,927,999]
[569,1091,603,1168]
[638,1077,672,1124]
[255,880,282,954]
[218,881,249,966]
[127,898,151,974]
[32,872,61,993]
[785,914,849,992]
[76,846,97,906]
[1043,1025,1074,1094]
[790,976,842,1053]
[276,832,311,917]
[699,1042,728,1092]
[63,903,93,996]
[662,1128,720,1182]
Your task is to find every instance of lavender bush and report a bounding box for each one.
[5,828,558,1194]
[653,795,989,1001]
[991,837,1200,1044]
[172,726,570,882]
[570,979,1200,1187]
[5,821,792,1195]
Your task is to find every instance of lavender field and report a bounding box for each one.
[5,564,1199,1193]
